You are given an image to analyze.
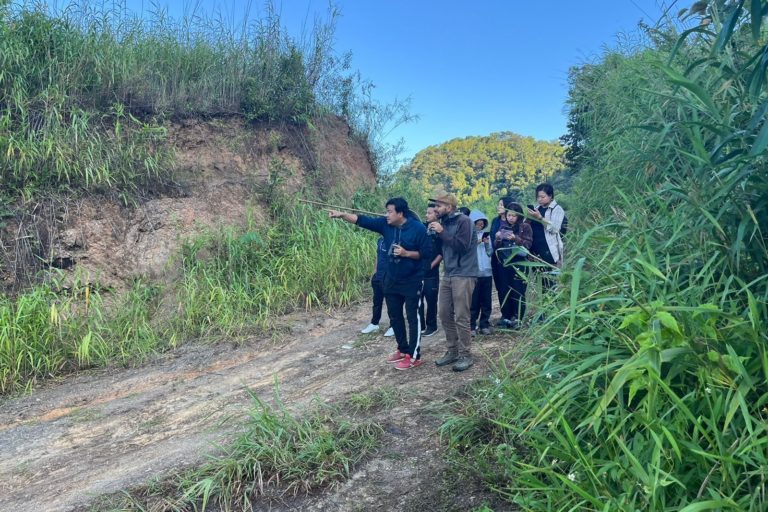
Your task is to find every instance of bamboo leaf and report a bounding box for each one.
[570,257,585,328]
[679,499,740,512]
[657,63,721,120]
[751,0,764,41]
[749,116,768,155]
[713,0,745,54]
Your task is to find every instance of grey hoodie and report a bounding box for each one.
[469,209,493,277]
[439,210,479,278]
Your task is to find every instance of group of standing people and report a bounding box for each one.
[328,183,566,373]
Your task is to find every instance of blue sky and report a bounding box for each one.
[116,1,674,161]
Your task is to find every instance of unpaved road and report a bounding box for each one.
[0,303,513,512]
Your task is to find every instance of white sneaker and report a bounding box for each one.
[384,327,395,337]
[361,323,379,334]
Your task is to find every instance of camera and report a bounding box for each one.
[388,243,401,263]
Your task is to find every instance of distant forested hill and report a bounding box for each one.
[400,132,565,203]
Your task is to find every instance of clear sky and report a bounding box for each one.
[106,1,674,161]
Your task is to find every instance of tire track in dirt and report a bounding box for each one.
[0,303,509,512]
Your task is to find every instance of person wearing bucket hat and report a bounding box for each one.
[427,190,478,372]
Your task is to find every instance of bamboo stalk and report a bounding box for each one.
[298,198,383,217]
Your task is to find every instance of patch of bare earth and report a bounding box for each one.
[0,302,515,512]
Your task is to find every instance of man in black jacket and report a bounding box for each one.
[329,198,430,370]
[428,191,478,372]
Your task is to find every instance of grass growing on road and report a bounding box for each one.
[104,390,382,511]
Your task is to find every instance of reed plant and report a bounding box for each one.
[442,3,768,510]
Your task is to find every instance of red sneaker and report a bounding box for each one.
[410,358,424,368]
[395,354,412,370]
[387,351,406,364]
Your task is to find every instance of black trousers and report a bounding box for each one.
[470,276,493,329]
[370,277,384,325]
[491,254,505,311]
[499,264,528,322]
[419,276,439,331]
[531,245,557,291]
[383,278,423,359]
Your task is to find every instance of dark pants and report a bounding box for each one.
[500,264,528,322]
[531,245,557,291]
[384,278,423,360]
[370,277,384,325]
[491,254,504,311]
[419,276,439,331]
[470,276,493,329]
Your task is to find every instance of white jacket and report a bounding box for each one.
[541,200,565,265]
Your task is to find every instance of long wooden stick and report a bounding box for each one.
[298,198,383,217]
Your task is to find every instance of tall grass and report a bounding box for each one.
[442,3,768,511]
[0,277,169,393]
[175,203,375,337]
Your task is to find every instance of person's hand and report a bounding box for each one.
[428,221,443,234]
[328,210,344,218]
[495,231,502,240]
[392,244,404,256]
[506,232,515,240]
[527,208,542,220]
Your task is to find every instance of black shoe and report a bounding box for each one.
[496,318,513,329]
[422,327,438,337]
[435,352,459,367]
[452,355,474,372]
[510,319,522,330]
[479,327,492,335]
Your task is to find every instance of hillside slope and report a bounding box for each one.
[1,115,375,292]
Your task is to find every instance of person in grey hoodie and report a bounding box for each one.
[428,191,478,372]
[469,209,493,335]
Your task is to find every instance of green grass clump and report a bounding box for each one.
[347,385,406,413]
[175,202,375,337]
[110,391,382,511]
[0,277,169,394]
[441,4,768,511]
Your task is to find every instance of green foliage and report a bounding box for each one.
[0,277,169,394]
[107,390,382,511]
[175,203,375,337]
[401,132,565,204]
[442,2,768,511]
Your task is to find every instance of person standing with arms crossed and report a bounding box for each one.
[428,191,478,372]
[329,198,429,370]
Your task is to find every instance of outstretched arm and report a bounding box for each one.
[328,210,359,224]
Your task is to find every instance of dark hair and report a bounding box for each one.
[385,197,409,215]
[427,203,437,208]
[458,206,470,216]
[505,202,524,225]
[535,183,554,198]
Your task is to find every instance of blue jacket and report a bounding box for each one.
[373,237,387,281]
[356,212,429,284]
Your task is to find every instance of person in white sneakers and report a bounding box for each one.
[361,237,387,334]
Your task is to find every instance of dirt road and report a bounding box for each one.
[0,303,511,512]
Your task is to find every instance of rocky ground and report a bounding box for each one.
[0,302,518,512]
